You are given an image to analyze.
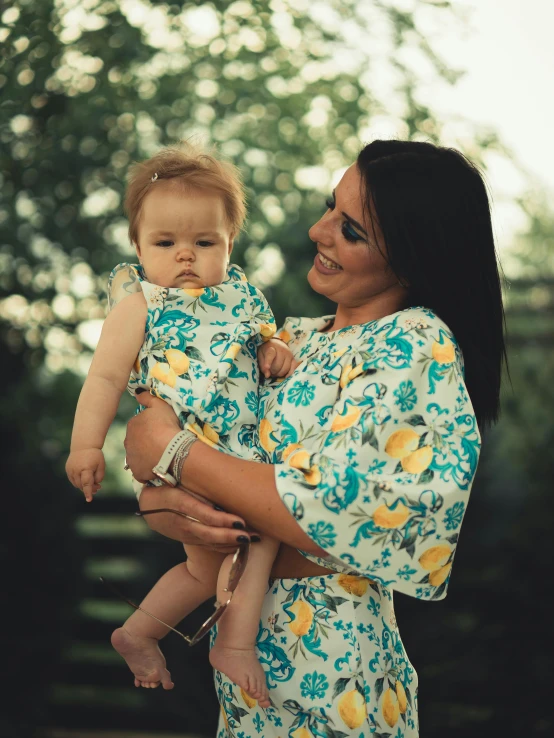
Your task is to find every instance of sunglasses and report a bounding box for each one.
[101,473,250,646]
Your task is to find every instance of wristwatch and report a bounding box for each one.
[152,430,194,487]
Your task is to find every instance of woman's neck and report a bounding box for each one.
[330,288,409,331]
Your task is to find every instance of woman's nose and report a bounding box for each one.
[308,213,329,245]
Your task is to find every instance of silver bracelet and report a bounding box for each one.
[170,434,197,482]
[152,429,196,487]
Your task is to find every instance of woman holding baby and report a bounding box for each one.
[122,139,506,737]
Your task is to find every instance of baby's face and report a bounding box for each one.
[135,180,234,289]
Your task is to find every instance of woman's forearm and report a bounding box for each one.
[182,442,326,557]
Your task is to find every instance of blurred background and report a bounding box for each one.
[1,0,552,736]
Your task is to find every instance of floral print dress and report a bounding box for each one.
[107,262,276,496]
[213,306,481,738]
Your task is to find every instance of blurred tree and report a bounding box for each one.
[1,0,547,736]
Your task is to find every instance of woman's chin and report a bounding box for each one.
[307,266,320,292]
[307,265,334,297]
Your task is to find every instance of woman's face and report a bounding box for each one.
[307,164,404,312]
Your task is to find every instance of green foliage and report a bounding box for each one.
[1,1,552,736]
[1,0,473,370]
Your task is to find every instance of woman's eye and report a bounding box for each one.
[156,240,173,247]
[325,197,335,211]
[341,222,363,243]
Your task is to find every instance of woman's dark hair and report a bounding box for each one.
[357,139,507,431]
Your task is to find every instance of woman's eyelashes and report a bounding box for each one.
[341,223,363,242]
[325,197,364,243]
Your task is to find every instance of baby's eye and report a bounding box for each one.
[197,241,214,247]
[156,240,173,248]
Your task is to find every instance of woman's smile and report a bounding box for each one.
[315,251,343,273]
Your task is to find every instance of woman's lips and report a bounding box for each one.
[314,252,342,274]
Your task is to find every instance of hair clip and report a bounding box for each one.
[151,172,158,182]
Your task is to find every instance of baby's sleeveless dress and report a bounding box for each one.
[107,262,276,496]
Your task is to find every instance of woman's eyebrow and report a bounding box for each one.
[332,188,368,236]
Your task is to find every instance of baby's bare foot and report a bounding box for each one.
[209,643,270,708]
[111,627,174,690]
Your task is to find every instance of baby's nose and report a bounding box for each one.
[176,246,194,260]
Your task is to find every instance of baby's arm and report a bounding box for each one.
[66,292,147,500]
[257,338,301,379]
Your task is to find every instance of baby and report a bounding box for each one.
[65,143,297,707]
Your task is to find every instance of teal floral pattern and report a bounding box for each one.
[215,308,480,737]
[107,262,275,494]
[109,260,275,439]
[443,501,465,530]
[300,671,329,700]
[393,380,417,412]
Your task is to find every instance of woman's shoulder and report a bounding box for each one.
[355,306,462,371]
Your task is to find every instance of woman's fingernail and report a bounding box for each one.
[251,535,261,542]
[213,505,225,511]
[232,521,245,530]
[236,535,249,543]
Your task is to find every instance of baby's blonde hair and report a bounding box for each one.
[125,141,247,243]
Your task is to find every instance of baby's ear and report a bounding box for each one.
[133,241,142,260]
[227,238,234,258]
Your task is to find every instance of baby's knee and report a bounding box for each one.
[186,549,223,589]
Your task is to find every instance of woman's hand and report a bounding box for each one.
[124,390,180,482]
[138,484,253,553]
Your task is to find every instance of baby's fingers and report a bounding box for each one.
[262,346,276,378]
[286,359,302,377]
[94,461,105,486]
[270,352,287,376]
[81,470,96,503]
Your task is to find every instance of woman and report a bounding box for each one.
[124,139,506,736]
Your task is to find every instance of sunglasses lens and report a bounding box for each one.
[227,542,249,591]
[188,601,229,646]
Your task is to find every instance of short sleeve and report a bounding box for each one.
[107,263,142,311]
[274,317,481,601]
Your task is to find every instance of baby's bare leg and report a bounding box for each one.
[210,536,279,708]
[112,545,225,689]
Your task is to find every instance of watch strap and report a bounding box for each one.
[152,430,191,486]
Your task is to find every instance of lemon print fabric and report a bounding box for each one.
[106,261,276,494]
[213,305,479,738]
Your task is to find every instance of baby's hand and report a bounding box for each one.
[66,449,105,502]
[258,338,301,379]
